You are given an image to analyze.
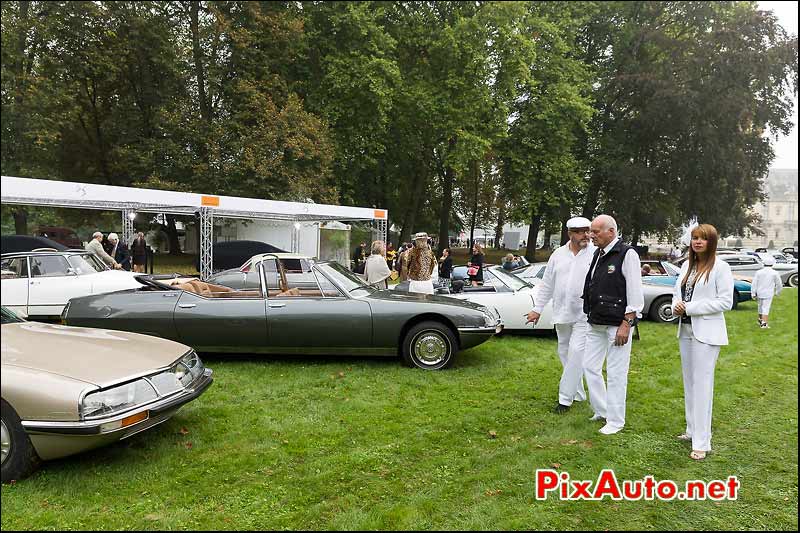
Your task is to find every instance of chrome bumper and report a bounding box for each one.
[22,369,213,436]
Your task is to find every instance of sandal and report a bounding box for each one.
[689,450,707,460]
[677,433,692,441]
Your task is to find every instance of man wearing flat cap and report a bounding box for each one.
[401,232,437,294]
[526,217,596,413]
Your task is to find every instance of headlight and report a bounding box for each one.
[174,350,204,387]
[481,306,500,327]
[82,379,158,419]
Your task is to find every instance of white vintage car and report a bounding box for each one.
[440,265,554,332]
[1,251,142,319]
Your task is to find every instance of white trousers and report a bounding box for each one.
[584,323,634,429]
[679,324,720,452]
[757,297,773,315]
[554,322,588,404]
[408,280,434,295]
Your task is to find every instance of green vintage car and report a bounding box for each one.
[62,257,501,370]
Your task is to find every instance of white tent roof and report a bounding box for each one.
[1,176,387,222]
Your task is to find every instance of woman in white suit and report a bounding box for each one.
[672,224,733,460]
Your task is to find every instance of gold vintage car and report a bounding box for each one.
[1,307,213,482]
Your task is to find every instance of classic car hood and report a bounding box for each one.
[1,322,189,387]
[366,289,487,311]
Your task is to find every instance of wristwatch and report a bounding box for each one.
[625,317,636,327]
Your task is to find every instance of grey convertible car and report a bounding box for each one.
[63,257,501,370]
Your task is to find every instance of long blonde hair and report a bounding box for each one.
[682,223,718,286]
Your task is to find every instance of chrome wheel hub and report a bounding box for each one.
[414,331,448,366]
[659,304,674,322]
[1,419,11,466]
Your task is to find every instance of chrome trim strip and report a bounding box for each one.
[24,370,213,436]
[457,326,497,334]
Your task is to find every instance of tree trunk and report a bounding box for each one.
[13,207,28,235]
[631,226,641,248]
[582,172,604,219]
[542,226,553,250]
[524,210,541,263]
[398,164,426,244]
[494,198,505,249]
[559,202,570,245]
[437,137,456,254]
[7,1,30,173]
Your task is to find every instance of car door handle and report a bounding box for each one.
[178,303,196,309]
[268,302,286,308]
[163,293,178,298]
[29,280,39,285]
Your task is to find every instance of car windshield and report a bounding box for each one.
[67,254,108,274]
[663,262,680,276]
[490,266,532,291]
[1,306,25,324]
[316,262,375,296]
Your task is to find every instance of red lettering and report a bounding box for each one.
[656,481,678,500]
[535,470,559,500]
[708,481,726,500]
[686,481,705,500]
[571,481,593,500]
[593,469,622,500]
[726,476,739,500]
[643,476,657,499]
[622,480,643,500]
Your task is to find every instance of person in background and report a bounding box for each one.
[107,233,131,271]
[468,243,485,286]
[671,223,733,460]
[352,242,367,274]
[398,242,413,281]
[502,253,518,271]
[752,255,783,329]
[439,248,453,286]
[404,232,437,294]
[641,264,652,276]
[386,243,397,271]
[131,232,148,273]
[364,240,392,289]
[86,231,121,269]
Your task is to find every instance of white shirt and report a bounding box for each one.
[752,267,783,299]
[589,237,644,317]
[533,241,596,324]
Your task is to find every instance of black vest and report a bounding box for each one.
[582,239,632,326]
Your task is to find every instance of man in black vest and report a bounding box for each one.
[582,215,644,435]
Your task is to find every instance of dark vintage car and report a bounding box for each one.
[63,257,501,370]
[194,240,287,272]
[1,235,70,254]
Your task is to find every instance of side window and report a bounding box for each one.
[314,271,343,297]
[1,257,28,279]
[29,256,70,278]
[722,257,738,266]
[536,267,546,279]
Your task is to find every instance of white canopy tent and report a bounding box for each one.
[1,176,388,279]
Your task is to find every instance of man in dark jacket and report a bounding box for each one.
[107,233,132,271]
[581,215,644,436]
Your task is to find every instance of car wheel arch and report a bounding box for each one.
[398,313,460,355]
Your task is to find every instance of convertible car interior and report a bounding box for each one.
[147,271,331,299]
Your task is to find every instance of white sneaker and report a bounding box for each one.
[760,323,770,329]
[599,424,623,435]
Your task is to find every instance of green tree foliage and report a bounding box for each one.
[1,1,797,249]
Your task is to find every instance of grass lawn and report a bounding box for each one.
[2,291,797,530]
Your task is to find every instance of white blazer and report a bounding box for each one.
[672,259,734,346]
